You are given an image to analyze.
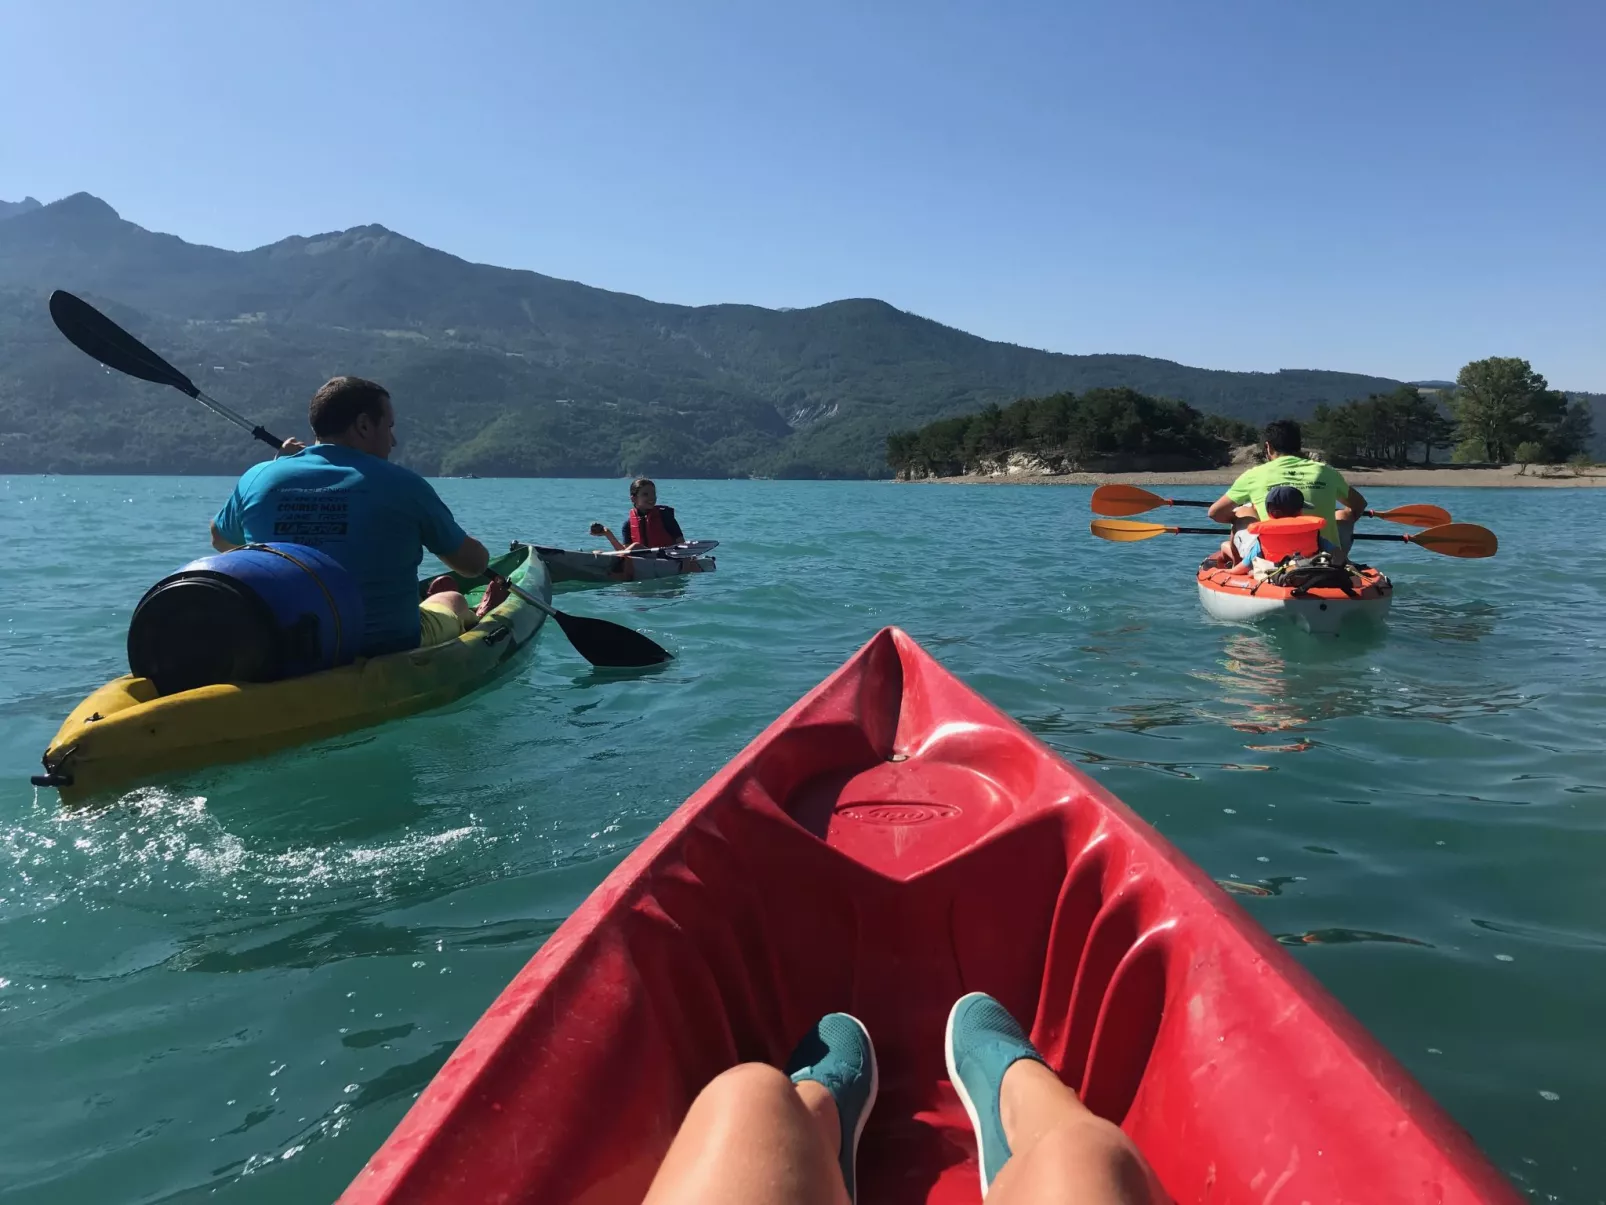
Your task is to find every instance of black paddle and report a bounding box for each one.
[49,290,673,668]
[501,579,672,667]
[49,289,288,450]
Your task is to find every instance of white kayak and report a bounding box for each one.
[535,541,718,584]
[1196,557,1392,635]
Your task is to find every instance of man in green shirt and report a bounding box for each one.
[1208,419,1365,547]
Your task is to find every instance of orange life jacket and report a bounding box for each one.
[1250,515,1326,561]
[626,506,676,548]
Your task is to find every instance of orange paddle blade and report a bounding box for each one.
[1090,519,1172,541]
[1090,484,1167,516]
[1407,523,1498,558]
[1369,503,1452,528]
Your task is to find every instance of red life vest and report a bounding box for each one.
[1250,515,1325,561]
[626,506,676,548]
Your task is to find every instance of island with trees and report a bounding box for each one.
[884,388,1260,479]
[889,358,1596,481]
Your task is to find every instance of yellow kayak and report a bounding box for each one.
[34,543,551,801]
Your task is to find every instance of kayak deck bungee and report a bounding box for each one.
[1197,555,1393,635]
[338,627,1518,1205]
[35,544,550,800]
[534,540,717,584]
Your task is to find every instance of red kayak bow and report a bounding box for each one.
[341,628,1519,1205]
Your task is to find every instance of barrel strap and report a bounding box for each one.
[243,544,346,658]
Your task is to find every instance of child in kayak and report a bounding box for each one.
[640,993,1162,1205]
[1221,484,1339,575]
[592,478,686,550]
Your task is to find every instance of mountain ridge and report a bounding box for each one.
[0,196,43,222]
[0,192,1414,477]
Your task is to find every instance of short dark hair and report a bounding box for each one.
[309,376,390,437]
[630,477,656,496]
[1263,419,1302,456]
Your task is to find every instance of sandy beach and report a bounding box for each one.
[908,464,1605,488]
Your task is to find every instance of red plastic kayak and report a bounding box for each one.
[339,628,1519,1205]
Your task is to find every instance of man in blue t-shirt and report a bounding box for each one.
[210,376,501,656]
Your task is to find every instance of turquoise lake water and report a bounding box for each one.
[1,476,1603,1203]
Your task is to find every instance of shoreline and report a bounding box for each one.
[904,465,1606,489]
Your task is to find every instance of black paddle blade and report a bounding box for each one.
[48,290,199,397]
[552,610,673,667]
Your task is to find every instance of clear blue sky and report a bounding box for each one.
[4,0,1602,386]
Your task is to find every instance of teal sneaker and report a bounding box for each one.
[945,992,1047,1197]
[785,1013,879,1204]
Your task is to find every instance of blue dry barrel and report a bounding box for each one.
[127,543,366,695]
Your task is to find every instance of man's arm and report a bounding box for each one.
[591,522,627,551]
[438,535,490,578]
[1207,493,1240,525]
[1210,467,1259,524]
[209,522,242,553]
[210,484,248,552]
[1342,482,1367,516]
[411,473,482,576]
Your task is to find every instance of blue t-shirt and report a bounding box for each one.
[212,445,468,656]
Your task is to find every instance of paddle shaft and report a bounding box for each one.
[504,578,560,620]
[1150,526,1423,545]
[1090,485,1449,530]
[194,389,287,450]
[1091,516,1495,557]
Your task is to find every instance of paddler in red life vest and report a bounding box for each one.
[1221,484,1340,575]
[592,478,687,551]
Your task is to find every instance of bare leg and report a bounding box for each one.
[423,591,474,623]
[987,1059,1161,1205]
[643,1064,849,1205]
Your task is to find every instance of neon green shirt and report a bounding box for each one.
[1226,455,1352,545]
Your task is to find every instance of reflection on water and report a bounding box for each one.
[565,658,681,689]
[1276,928,1433,948]
[1192,633,1317,732]
[1409,599,1501,644]
[1217,875,1304,898]
[1189,627,1538,733]
[1063,746,1272,778]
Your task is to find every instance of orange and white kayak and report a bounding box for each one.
[1197,556,1392,634]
